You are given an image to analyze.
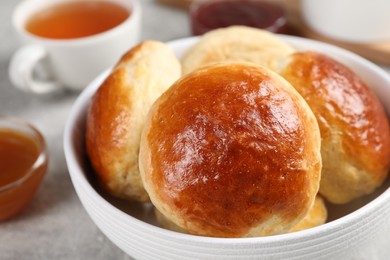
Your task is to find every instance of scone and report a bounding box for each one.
[155,195,328,234]
[154,207,185,234]
[289,195,327,233]
[139,62,322,237]
[279,51,390,204]
[86,41,181,202]
[181,26,295,75]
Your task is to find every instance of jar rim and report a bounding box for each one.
[0,116,48,192]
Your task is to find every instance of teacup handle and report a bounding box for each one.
[8,45,62,94]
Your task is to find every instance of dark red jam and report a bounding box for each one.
[190,0,287,35]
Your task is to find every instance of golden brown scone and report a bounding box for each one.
[139,62,322,237]
[289,195,327,233]
[86,41,181,202]
[279,51,390,204]
[155,195,328,234]
[181,26,295,75]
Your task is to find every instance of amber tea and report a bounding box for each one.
[25,1,130,39]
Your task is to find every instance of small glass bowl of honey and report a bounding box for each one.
[0,116,48,221]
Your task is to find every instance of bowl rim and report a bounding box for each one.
[64,34,390,244]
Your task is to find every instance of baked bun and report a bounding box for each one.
[139,62,322,237]
[279,51,390,204]
[181,26,295,75]
[154,207,185,234]
[289,195,327,233]
[86,41,181,202]
[155,195,328,234]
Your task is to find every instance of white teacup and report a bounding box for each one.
[302,0,390,43]
[9,0,141,94]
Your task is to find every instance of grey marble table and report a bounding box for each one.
[0,1,389,259]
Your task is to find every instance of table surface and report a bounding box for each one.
[0,1,389,260]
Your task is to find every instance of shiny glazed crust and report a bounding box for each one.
[155,195,328,234]
[280,51,390,204]
[140,62,322,237]
[86,41,181,202]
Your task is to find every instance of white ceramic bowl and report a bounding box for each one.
[64,36,390,259]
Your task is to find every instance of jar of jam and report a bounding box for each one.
[0,116,48,221]
[189,0,288,35]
